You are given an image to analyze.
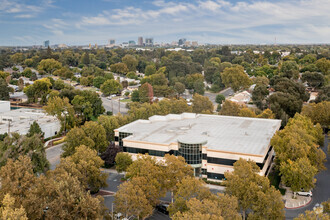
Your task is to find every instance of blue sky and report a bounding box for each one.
[1,0,329,46]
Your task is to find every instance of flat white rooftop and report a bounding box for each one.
[117,113,281,156]
[0,108,60,138]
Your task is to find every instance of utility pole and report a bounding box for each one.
[118,97,120,114]
[7,120,11,136]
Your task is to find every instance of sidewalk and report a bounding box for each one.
[206,184,226,191]
[282,187,312,209]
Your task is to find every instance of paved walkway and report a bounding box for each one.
[283,187,312,209]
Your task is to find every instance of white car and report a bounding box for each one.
[297,191,312,197]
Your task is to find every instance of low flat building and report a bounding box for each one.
[115,113,281,181]
[0,101,60,138]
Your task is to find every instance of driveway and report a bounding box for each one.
[46,144,64,170]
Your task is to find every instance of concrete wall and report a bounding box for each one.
[0,101,10,113]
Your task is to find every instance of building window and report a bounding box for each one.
[118,132,132,147]
[202,168,207,175]
[207,157,236,166]
[123,146,167,157]
[178,142,202,165]
[207,172,225,180]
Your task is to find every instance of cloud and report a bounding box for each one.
[3,0,330,45]
[198,1,222,11]
[0,0,53,16]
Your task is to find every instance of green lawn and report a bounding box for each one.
[120,99,131,103]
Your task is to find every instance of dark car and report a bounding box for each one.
[156,204,169,215]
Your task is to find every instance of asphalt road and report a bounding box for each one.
[46,144,64,170]
[100,97,129,115]
[285,134,330,219]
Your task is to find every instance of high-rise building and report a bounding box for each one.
[192,41,198,47]
[44,40,50,48]
[129,40,136,46]
[145,38,154,46]
[138,37,143,46]
[109,39,115,45]
[178,38,186,46]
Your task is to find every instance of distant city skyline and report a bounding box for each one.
[1,0,329,46]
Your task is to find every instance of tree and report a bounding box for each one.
[315,58,330,75]
[131,90,140,102]
[38,58,62,74]
[168,177,212,215]
[0,78,10,100]
[24,78,52,104]
[100,79,122,96]
[110,63,129,74]
[93,76,106,88]
[294,210,329,220]
[63,121,109,156]
[280,158,317,193]
[22,68,33,78]
[192,93,213,113]
[225,159,284,220]
[57,145,108,193]
[186,73,204,89]
[0,194,28,220]
[81,52,90,65]
[97,115,120,141]
[221,65,252,92]
[72,95,93,122]
[257,108,275,119]
[302,101,330,128]
[139,82,154,103]
[115,152,133,173]
[302,72,325,88]
[268,92,303,121]
[0,156,37,214]
[27,121,44,138]
[252,84,269,109]
[238,108,257,118]
[44,96,76,132]
[114,180,153,219]
[271,114,325,172]
[163,154,194,202]
[41,169,106,219]
[101,143,122,167]
[0,134,49,173]
[174,82,185,97]
[145,64,156,75]
[172,194,241,220]
[193,80,205,95]
[280,61,299,79]
[215,94,225,105]
[122,54,138,72]
[219,100,242,116]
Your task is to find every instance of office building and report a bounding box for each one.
[44,40,50,48]
[109,39,116,45]
[145,38,154,46]
[129,40,136,46]
[178,38,186,46]
[115,113,281,180]
[138,37,143,46]
[0,101,60,138]
[192,41,198,47]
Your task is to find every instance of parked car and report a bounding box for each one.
[297,190,312,197]
[156,203,169,215]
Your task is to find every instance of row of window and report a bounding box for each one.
[123,146,168,157]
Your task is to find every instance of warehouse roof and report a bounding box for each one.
[117,113,281,156]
